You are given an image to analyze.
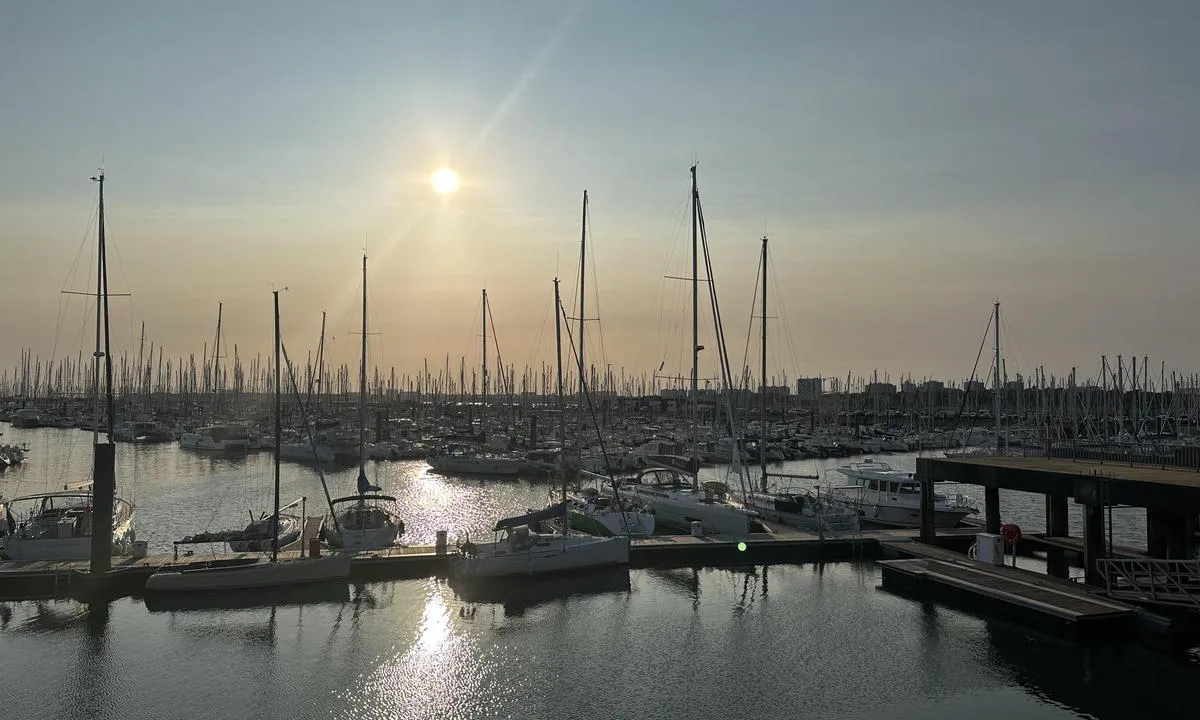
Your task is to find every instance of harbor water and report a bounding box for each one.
[2,425,1198,720]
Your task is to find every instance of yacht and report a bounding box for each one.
[427,445,523,477]
[567,482,656,537]
[322,254,406,553]
[828,459,977,528]
[741,488,861,533]
[113,420,175,443]
[179,424,251,452]
[226,512,302,552]
[616,466,756,535]
[9,408,42,428]
[1,489,136,561]
[451,502,630,579]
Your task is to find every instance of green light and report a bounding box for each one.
[737,542,747,552]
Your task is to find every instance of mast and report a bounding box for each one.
[576,190,588,472]
[358,255,368,488]
[481,288,488,441]
[214,302,223,407]
[90,170,117,576]
[272,289,282,563]
[554,278,566,505]
[690,165,699,488]
[760,236,768,492]
[993,300,1001,451]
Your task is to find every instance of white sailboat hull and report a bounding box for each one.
[593,510,655,537]
[1,503,135,562]
[144,552,352,592]
[452,534,629,579]
[619,487,753,534]
[325,525,398,552]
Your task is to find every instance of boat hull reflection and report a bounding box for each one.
[141,579,350,612]
[449,566,631,613]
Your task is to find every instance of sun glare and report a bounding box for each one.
[430,168,461,195]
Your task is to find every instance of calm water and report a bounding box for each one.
[3,425,1195,720]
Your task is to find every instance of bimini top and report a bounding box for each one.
[493,501,568,531]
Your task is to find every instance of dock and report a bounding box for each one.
[0,526,973,601]
[917,455,1200,584]
[877,539,1137,638]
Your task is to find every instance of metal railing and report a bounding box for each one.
[1097,558,1200,609]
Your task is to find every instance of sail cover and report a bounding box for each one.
[493,502,569,531]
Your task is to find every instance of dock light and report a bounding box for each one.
[737,542,747,552]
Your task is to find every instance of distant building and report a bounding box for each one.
[795,377,823,403]
[901,380,917,393]
[920,380,945,393]
[963,380,986,394]
[865,382,897,395]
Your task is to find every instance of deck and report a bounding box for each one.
[878,539,1137,636]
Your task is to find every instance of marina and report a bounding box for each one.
[5,4,1200,718]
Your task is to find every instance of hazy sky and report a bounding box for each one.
[3,1,1198,389]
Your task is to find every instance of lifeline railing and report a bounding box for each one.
[1097,558,1200,609]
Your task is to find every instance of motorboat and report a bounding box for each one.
[828,459,977,528]
[179,424,251,452]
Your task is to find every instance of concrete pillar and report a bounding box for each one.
[1147,508,1170,558]
[984,486,1001,535]
[1083,500,1107,586]
[919,474,935,544]
[1045,493,1070,579]
[1148,509,1196,559]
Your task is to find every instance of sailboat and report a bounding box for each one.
[1,172,136,563]
[324,255,405,551]
[737,237,861,533]
[449,278,630,580]
[143,290,352,593]
[426,288,524,477]
[560,190,655,537]
[616,166,755,535]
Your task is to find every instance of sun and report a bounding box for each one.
[430,167,461,195]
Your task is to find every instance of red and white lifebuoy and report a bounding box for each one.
[1001,523,1022,545]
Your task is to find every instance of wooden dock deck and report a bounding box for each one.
[877,539,1138,637]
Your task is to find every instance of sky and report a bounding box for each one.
[2,1,1199,390]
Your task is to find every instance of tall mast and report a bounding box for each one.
[576,190,587,470]
[92,174,104,448]
[213,302,223,406]
[554,278,566,504]
[760,236,768,492]
[690,165,699,487]
[993,300,1001,451]
[89,170,117,576]
[272,289,282,563]
[358,255,368,486]
[481,288,488,441]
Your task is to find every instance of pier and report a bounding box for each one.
[917,455,1200,585]
[1,526,973,601]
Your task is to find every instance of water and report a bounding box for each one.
[3,425,1197,720]
[3,565,1199,720]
